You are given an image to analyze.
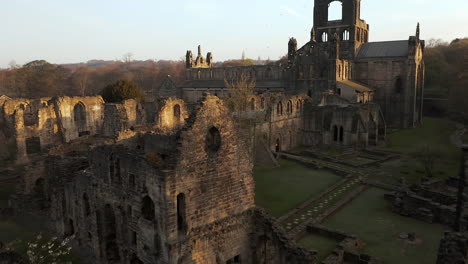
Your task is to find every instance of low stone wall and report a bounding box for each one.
[390,191,457,226]
[306,225,354,241]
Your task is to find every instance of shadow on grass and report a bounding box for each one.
[324,188,447,264]
[254,160,342,218]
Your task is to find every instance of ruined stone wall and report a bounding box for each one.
[44,145,169,264]
[354,58,417,128]
[0,96,105,163]
[155,98,189,132]
[53,96,105,142]
[2,98,60,162]
[267,94,307,152]
[303,104,369,148]
[165,96,255,242]
[11,95,316,264]
[186,65,284,81]
[436,232,468,264]
[102,99,146,139]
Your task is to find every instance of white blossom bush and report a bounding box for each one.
[4,233,74,264]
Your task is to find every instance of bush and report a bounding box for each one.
[100,79,145,103]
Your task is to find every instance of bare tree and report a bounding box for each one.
[411,144,441,178]
[224,73,259,160]
[122,52,134,68]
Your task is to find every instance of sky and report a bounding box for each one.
[1,0,467,68]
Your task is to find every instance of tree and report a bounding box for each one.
[101,79,145,103]
[16,60,70,98]
[71,67,92,96]
[411,144,441,178]
[224,73,259,160]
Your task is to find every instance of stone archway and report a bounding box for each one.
[73,102,89,137]
[103,204,120,263]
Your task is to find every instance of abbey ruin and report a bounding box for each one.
[0,0,432,263]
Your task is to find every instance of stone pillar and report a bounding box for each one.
[436,232,468,264]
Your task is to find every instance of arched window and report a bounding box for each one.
[276,102,283,116]
[322,32,328,43]
[287,101,293,114]
[395,76,403,94]
[328,1,342,21]
[342,30,350,41]
[250,98,255,111]
[197,70,201,79]
[23,104,38,126]
[129,174,136,190]
[109,156,121,184]
[177,193,187,235]
[64,218,74,237]
[142,196,155,221]
[339,126,344,142]
[73,102,88,136]
[261,97,265,109]
[265,68,273,79]
[103,204,120,262]
[275,138,281,152]
[333,125,338,142]
[206,127,221,154]
[83,193,91,216]
[173,104,181,120]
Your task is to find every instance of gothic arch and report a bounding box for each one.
[328,0,343,21]
[142,195,155,221]
[73,102,88,136]
[103,204,120,262]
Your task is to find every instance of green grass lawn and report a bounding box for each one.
[324,188,447,264]
[254,160,342,218]
[462,132,468,145]
[375,117,462,185]
[298,234,338,262]
[0,182,16,208]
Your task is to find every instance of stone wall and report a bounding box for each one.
[11,95,315,264]
[0,96,105,163]
[436,232,468,264]
[302,98,385,148]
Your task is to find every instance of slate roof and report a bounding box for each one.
[356,40,409,59]
[337,80,374,92]
[180,80,286,89]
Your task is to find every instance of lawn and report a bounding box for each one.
[374,117,462,185]
[298,234,338,262]
[254,160,342,218]
[463,132,468,145]
[324,188,447,264]
[0,182,16,208]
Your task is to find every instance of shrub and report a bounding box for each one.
[101,79,144,103]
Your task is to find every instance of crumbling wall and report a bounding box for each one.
[52,96,105,142]
[251,209,315,264]
[11,95,317,264]
[436,232,468,264]
[2,98,60,162]
[165,95,255,243]
[155,97,189,132]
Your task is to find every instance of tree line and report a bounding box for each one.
[0,59,186,99]
[425,38,468,121]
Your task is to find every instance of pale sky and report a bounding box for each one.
[1,0,467,68]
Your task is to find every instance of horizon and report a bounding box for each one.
[1,0,467,68]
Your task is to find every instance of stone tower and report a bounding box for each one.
[312,0,369,59]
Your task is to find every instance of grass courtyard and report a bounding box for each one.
[254,160,342,218]
[298,234,338,262]
[373,117,462,185]
[324,188,447,264]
